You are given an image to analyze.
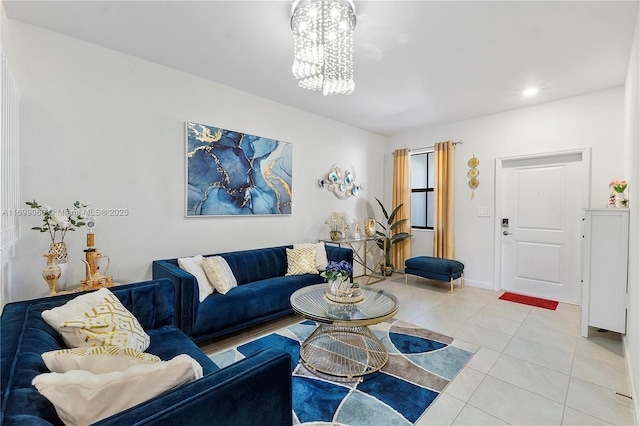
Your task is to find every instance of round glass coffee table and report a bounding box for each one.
[290,283,399,380]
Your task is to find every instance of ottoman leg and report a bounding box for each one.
[405,273,408,285]
[462,273,465,289]
[450,277,453,293]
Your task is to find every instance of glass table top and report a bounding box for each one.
[290,284,399,326]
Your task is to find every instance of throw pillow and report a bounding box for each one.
[285,247,318,276]
[59,291,150,351]
[42,346,160,374]
[201,256,238,294]
[42,288,151,351]
[32,354,203,426]
[178,255,215,302]
[294,242,329,270]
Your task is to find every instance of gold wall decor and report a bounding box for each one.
[468,155,479,199]
[319,164,364,199]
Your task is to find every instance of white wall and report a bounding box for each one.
[1,19,386,302]
[623,6,640,421]
[386,88,625,289]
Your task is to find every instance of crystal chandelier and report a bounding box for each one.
[290,0,356,96]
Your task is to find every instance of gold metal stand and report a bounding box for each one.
[321,237,386,285]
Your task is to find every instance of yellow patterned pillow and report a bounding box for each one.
[42,346,160,374]
[285,247,319,276]
[59,292,151,351]
[201,256,238,294]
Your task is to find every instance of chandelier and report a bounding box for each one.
[290,0,356,96]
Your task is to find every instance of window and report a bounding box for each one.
[410,151,434,229]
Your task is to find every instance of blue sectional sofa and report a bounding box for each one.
[153,244,353,343]
[0,279,292,425]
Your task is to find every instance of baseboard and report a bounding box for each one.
[462,279,494,290]
[623,335,640,424]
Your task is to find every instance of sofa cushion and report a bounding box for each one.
[178,255,214,302]
[202,256,237,294]
[191,274,322,340]
[146,325,219,375]
[285,247,318,276]
[42,347,160,374]
[219,246,289,285]
[43,288,151,351]
[294,242,329,270]
[32,354,203,426]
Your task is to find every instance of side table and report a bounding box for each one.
[321,237,386,285]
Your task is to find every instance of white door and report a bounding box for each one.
[499,152,586,304]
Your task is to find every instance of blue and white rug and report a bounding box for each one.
[209,319,476,425]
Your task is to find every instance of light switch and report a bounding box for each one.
[477,207,491,217]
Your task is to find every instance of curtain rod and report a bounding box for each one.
[392,140,463,155]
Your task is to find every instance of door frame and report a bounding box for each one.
[493,147,592,293]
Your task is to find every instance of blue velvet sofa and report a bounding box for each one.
[0,279,292,425]
[152,244,353,343]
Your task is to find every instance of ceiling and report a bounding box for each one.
[3,0,639,136]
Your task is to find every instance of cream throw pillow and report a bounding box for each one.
[294,242,329,270]
[201,256,237,294]
[178,255,215,302]
[285,247,319,276]
[42,288,151,351]
[42,346,160,374]
[57,290,151,351]
[32,354,203,426]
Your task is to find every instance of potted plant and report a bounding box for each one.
[374,197,411,276]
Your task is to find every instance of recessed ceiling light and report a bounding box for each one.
[522,87,539,97]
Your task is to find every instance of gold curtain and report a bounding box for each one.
[433,141,455,259]
[392,148,411,268]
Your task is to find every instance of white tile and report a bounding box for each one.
[503,337,574,374]
[466,311,522,336]
[522,311,580,336]
[481,298,532,322]
[571,354,630,394]
[468,376,565,425]
[513,322,577,354]
[452,323,512,353]
[488,354,570,403]
[409,311,465,336]
[416,393,465,426]
[452,404,510,425]
[444,367,486,402]
[562,407,613,425]
[574,334,626,368]
[566,377,635,425]
[465,347,500,374]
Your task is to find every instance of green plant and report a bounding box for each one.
[374,197,411,266]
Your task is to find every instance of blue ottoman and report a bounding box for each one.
[404,256,465,292]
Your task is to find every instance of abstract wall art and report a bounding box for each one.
[186,121,292,216]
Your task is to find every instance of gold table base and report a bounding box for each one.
[299,323,388,379]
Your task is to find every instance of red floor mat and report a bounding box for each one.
[498,292,559,310]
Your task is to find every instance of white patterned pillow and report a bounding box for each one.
[54,290,151,351]
[32,354,203,426]
[294,242,329,270]
[178,255,215,302]
[201,256,237,294]
[42,346,160,374]
[42,288,150,351]
[285,247,319,276]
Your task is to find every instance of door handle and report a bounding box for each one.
[503,231,512,236]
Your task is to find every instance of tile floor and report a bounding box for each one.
[200,275,637,426]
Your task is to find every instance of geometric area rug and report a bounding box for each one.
[209,319,477,425]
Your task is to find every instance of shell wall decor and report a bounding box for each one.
[319,164,364,200]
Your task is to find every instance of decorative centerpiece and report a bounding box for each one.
[26,199,88,291]
[325,211,349,241]
[609,180,628,208]
[321,260,363,303]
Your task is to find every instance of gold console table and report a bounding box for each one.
[321,237,386,285]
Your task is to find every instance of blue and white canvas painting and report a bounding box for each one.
[186,121,292,216]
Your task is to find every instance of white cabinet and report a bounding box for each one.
[581,209,629,337]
